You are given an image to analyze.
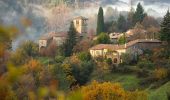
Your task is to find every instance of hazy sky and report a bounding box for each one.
[101,0,170,17]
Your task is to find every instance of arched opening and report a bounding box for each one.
[113,58,118,63]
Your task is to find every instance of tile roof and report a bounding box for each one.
[74,16,88,20]
[90,39,161,50]
[40,32,67,40]
[127,39,161,47]
[90,44,125,50]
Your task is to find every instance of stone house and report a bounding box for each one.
[89,39,162,64]
[109,32,126,43]
[39,16,88,50]
[109,29,147,43]
[39,32,67,50]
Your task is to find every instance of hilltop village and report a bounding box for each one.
[38,15,162,65]
[1,1,170,100]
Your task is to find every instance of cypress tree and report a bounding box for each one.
[133,3,146,25]
[63,21,77,57]
[160,10,170,44]
[96,7,105,35]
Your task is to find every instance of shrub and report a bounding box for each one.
[121,53,135,65]
[106,58,112,65]
[153,68,168,80]
[96,32,110,44]
[82,81,148,100]
[55,56,65,63]
[62,56,94,86]
[77,52,91,62]
[137,60,154,70]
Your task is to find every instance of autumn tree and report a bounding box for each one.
[154,68,168,80]
[0,25,19,73]
[46,41,57,58]
[96,7,105,35]
[10,41,38,65]
[141,16,159,29]
[147,26,160,39]
[82,81,148,100]
[18,40,38,57]
[73,39,91,53]
[62,55,94,87]
[62,21,77,57]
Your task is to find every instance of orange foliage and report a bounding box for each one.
[0,44,5,58]
[26,59,42,71]
[82,81,147,100]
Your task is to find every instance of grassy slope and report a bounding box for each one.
[91,72,170,100]
[37,57,170,99]
[148,81,170,100]
[91,73,140,90]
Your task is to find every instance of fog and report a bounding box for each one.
[0,0,169,49]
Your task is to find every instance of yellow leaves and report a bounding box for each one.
[67,90,83,100]
[66,75,76,84]
[38,87,49,98]
[154,68,168,80]
[28,91,36,100]
[70,55,81,65]
[82,81,126,100]
[6,64,25,84]
[81,81,148,100]
[57,92,65,100]
[26,59,42,71]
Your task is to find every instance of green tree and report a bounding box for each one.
[133,3,146,25]
[160,10,170,44]
[78,52,91,62]
[63,21,77,57]
[118,33,126,45]
[19,40,38,57]
[117,14,127,32]
[62,55,94,86]
[97,32,110,44]
[96,7,105,35]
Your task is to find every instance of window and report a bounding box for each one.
[113,58,118,63]
[76,20,79,25]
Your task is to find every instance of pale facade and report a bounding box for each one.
[39,37,52,50]
[53,36,66,46]
[89,44,126,64]
[73,16,88,36]
[89,39,162,64]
